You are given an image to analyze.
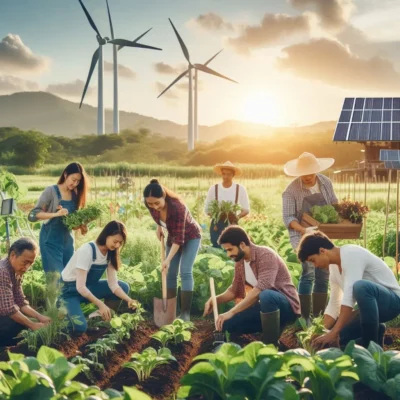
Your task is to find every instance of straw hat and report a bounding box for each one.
[284,152,334,177]
[213,161,242,176]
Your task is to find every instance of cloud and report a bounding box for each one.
[0,75,39,94]
[227,13,311,54]
[276,38,400,91]
[193,12,233,31]
[46,79,94,98]
[154,62,186,75]
[0,34,49,74]
[104,61,136,79]
[289,0,355,29]
[155,82,178,99]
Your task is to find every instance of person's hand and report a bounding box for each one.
[38,315,52,325]
[302,226,318,235]
[203,298,213,317]
[161,260,170,273]
[127,299,138,310]
[312,331,338,350]
[156,227,164,241]
[98,303,112,321]
[56,206,68,217]
[216,311,234,331]
[30,322,46,331]
[80,224,88,235]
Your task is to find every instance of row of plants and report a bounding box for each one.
[177,340,400,400]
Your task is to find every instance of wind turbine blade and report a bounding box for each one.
[204,49,223,66]
[193,64,238,83]
[168,18,190,63]
[157,69,189,98]
[105,0,115,39]
[79,47,100,108]
[118,27,153,51]
[77,0,101,37]
[110,38,161,50]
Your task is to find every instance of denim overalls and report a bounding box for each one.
[40,185,76,274]
[61,242,129,333]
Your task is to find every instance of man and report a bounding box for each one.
[203,226,300,345]
[204,161,250,248]
[282,152,337,323]
[0,238,51,346]
[297,231,400,349]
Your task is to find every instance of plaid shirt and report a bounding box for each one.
[149,197,201,247]
[282,173,338,249]
[0,257,29,317]
[229,243,301,315]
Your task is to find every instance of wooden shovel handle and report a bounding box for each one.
[210,277,219,329]
[160,233,167,300]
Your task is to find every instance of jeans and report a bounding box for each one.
[166,238,201,291]
[222,289,297,334]
[340,280,400,345]
[298,261,329,295]
[62,280,130,333]
[0,316,24,346]
[210,220,228,248]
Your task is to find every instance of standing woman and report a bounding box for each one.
[144,179,201,321]
[28,162,89,277]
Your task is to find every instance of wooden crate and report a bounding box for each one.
[301,212,362,239]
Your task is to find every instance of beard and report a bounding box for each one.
[232,248,245,262]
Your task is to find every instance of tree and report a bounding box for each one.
[13,131,50,168]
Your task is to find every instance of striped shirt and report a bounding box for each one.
[0,258,29,316]
[228,243,301,315]
[282,174,338,249]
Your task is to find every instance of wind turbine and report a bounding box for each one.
[105,0,162,134]
[158,19,237,151]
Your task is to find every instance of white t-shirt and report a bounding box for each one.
[244,260,258,287]
[204,183,250,213]
[308,182,320,194]
[324,245,400,319]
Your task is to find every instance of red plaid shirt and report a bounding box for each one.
[0,257,29,316]
[149,197,201,247]
[229,243,301,315]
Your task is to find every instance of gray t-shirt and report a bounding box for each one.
[28,186,62,223]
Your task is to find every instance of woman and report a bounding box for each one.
[144,179,201,321]
[28,162,89,276]
[282,152,338,324]
[60,220,136,333]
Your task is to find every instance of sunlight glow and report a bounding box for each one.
[242,91,281,125]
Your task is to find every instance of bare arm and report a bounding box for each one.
[10,311,44,330]
[324,314,336,330]
[289,220,306,235]
[228,287,260,315]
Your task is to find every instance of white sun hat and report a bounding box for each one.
[284,152,335,177]
[213,161,242,176]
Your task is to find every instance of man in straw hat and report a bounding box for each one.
[282,152,338,324]
[204,161,250,248]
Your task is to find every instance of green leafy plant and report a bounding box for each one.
[310,205,339,224]
[160,319,195,345]
[207,200,241,225]
[335,198,369,224]
[296,316,327,354]
[151,330,171,348]
[123,347,177,381]
[62,202,104,230]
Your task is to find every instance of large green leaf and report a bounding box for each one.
[37,346,64,365]
[123,386,152,400]
[388,353,400,378]
[384,374,400,400]
[316,347,344,361]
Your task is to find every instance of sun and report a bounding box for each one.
[242,91,281,125]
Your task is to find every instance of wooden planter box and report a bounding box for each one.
[301,212,362,239]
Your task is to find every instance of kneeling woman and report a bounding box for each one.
[60,220,136,333]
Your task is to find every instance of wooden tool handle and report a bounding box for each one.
[210,277,219,329]
[160,233,167,300]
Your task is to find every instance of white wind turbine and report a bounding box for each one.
[158,19,237,151]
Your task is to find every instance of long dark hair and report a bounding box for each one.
[58,162,88,209]
[96,220,127,271]
[143,178,181,210]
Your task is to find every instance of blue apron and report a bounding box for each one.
[40,185,77,274]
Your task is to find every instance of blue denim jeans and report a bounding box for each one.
[340,280,400,345]
[61,280,130,333]
[298,261,329,295]
[222,289,297,334]
[166,238,201,291]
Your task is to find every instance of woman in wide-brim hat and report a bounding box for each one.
[282,152,338,325]
[204,161,249,248]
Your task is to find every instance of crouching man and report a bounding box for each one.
[203,226,300,345]
[297,231,400,349]
[0,238,51,346]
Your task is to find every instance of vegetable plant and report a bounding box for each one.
[296,316,327,354]
[207,200,241,227]
[311,205,339,224]
[335,198,369,224]
[62,202,104,230]
[160,319,195,345]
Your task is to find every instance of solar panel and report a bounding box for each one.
[333,98,400,142]
[379,149,400,169]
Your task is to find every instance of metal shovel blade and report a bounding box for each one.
[153,296,176,328]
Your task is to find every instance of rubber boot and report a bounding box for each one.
[299,294,312,327]
[166,288,177,299]
[312,292,328,318]
[260,310,280,346]
[179,291,193,322]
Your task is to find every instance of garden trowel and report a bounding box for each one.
[154,234,176,327]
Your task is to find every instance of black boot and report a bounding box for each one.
[179,291,193,322]
[260,310,280,346]
[166,288,177,299]
[312,292,328,318]
[299,294,311,327]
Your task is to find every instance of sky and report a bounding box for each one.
[1,0,400,128]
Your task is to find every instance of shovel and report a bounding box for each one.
[154,234,176,327]
[210,277,225,345]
